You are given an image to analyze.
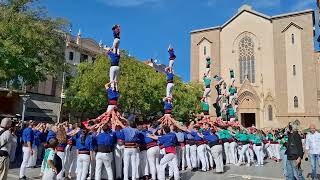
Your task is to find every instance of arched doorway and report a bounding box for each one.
[237,91,260,128]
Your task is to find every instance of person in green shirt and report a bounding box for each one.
[236,129,251,166]
[218,127,232,164]
[200,98,209,118]
[228,85,237,104]
[227,105,236,122]
[253,130,264,166]
[205,57,211,76]
[203,74,212,99]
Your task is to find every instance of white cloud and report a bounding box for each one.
[291,0,314,11]
[99,0,161,7]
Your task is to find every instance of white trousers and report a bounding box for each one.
[123,148,137,180]
[229,142,238,164]
[64,145,77,177]
[205,145,213,169]
[223,142,231,164]
[211,145,224,173]
[42,169,57,180]
[265,143,273,158]
[137,150,148,178]
[238,144,250,165]
[114,144,124,179]
[189,145,197,168]
[56,151,65,180]
[95,152,113,180]
[203,88,211,98]
[166,83,174,98]
[253,145,264,165]
[109,66,120,89]
[206,68,210,76]
[159,153,179,180]
[169,60,174,69]
[20,147,31,178]
[176,145,186,170]
[197,144,207,171]
[28,146,38,167]
[76,154,90,180]
[185,145,192,169]
[272,144,280,160]
[248,145,254,162]
[147,146,160,180]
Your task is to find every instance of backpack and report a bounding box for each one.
[53,153,62,174]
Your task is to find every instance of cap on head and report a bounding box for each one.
[1,118,12,128]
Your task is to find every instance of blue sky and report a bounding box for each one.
[39,0,317,82]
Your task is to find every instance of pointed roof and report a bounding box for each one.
[281,22,303,33]
[190,5,314,34]
[196,37,213,45]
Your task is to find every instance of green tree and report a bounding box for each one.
[64,54,202,122]
[0,0,69,86]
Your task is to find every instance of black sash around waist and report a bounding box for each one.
[97,145,113,153]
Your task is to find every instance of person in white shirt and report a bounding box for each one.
[305,124,320,180]
[0,118,13,180]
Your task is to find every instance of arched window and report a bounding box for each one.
[204,46,207,55]
[294,96,298,108]
[293,65,296,76]
[268,105,273,121]
[239,34,255,83]
[291,34,295,44]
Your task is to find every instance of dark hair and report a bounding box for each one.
[162,125,170,134]
[81,128,88,145]
[128,120,136,128]
[48,137,59,148]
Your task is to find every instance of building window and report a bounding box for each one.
[204,46,207,55]
[294,96,298,108]
[80,53,88,63]
[291,34,295,44]
[92,57,96,63]
[293,65,296,76]
[239,34,255,83]
[268,105,273,121]
[69,52,74,61]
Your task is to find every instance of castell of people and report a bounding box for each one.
[2,1,320,180]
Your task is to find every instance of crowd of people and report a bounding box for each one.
[0,24,320,180]
[0,117,319,180]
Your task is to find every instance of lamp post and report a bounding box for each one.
[57,67,66,123]
[20,94,30,126]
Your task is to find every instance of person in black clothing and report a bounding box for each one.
[285,121,305,180]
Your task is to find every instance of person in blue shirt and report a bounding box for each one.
[204,127,224,173]
[163,97,173,115]
[75,126,94,180]
[105,83,120,112]
[27,127,41,168]
[143,122,159,180]
[112,24,120,55]
[175,128,186,171]
[165,67,174,98]
[19,121,35,180]
[95,123,116,180]
[64,124,77,179]
[114,126,125,180]
[184,122,197,171]
[168,45,176,71]
[117,119,139,180]
[148,125,180,180]
[46,126,57,143]
[136,122,149,179]
[105,47,121,91]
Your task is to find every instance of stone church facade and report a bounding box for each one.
[190,5,320,128]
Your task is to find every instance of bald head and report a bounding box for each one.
[1,118,12,129]
[310,123,317,134]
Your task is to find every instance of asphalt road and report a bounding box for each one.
[7,159,316,180]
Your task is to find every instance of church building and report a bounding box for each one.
[190,5,320,128]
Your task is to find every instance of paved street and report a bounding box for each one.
[7,159,315,180]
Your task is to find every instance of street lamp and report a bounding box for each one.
[57,64,66,123]
[19,94,30,126]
